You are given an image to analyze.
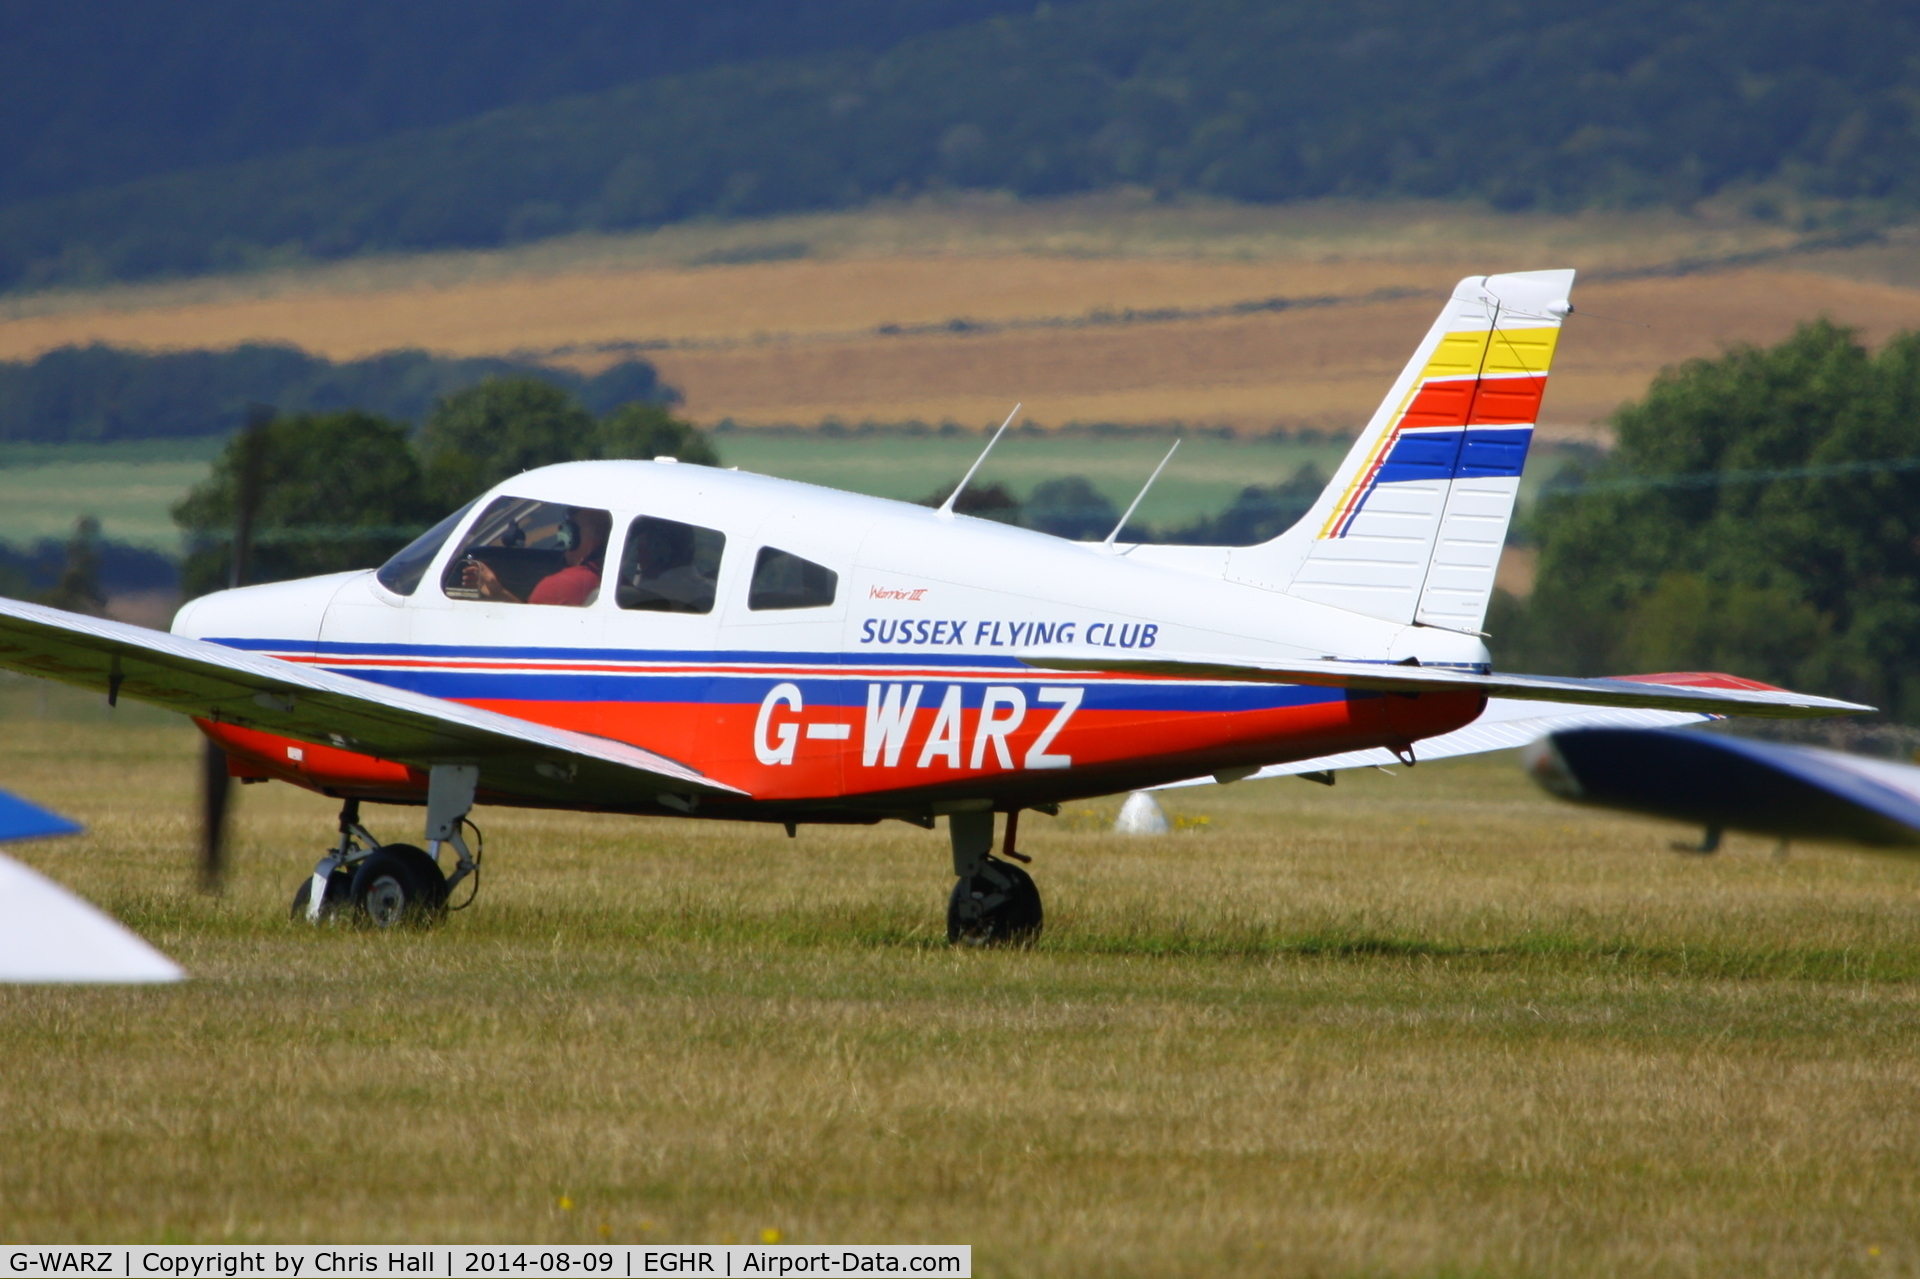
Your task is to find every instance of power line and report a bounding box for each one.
[1541,455,1920,497]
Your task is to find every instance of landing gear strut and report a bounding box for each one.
[946,808,1042,946]
[292,765,481,928]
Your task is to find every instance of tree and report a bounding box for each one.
[916,480,1022,524]
[1162,462,1327,545]
[596,401,719,466]
[0,556,31,602]
[172,409,427,598]
[40,515,106,615]
[1509,320,1920,719]
[418,377,597,509]
[1024,476,1117,540]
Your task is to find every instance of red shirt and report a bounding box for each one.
[528,563,601,607]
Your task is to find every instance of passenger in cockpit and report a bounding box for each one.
[463,508,611,606]
[624,516,717,612]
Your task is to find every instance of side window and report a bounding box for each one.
[749,547,838,611]
[441,497,613,608]
[617,516,725,614]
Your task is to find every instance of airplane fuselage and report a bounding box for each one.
[174,460,1489,823]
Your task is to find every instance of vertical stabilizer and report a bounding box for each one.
[1225,269,1574,631]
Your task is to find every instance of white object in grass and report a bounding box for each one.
[1113,791,1170,835]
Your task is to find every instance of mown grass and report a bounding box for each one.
[2,701,1919,1275]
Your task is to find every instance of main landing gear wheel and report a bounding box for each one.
[294,791,473,929]
[349,844,449,928]
[948,855,1043,947]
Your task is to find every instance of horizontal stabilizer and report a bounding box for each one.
[1152,699,1714,789]
[0,598,745,803]
[1020,648,1871,718]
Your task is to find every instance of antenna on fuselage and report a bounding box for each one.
[1103,437,1181,548]
[937,402,1022,517]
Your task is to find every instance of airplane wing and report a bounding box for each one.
[1526,726,1920,850]
[1021,649,1872,718]
[0,788,83,841]
[0,852,187,982]
[1152,699,1714,789]
[0,598,745,804]
[0,788,184,982]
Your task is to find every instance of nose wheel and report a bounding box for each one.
[946,809,1042,946]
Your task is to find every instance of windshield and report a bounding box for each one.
[375,500,477,597]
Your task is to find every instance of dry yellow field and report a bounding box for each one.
[4,687,1920,1273]
[645,267,1920,436]
[6,197,1920,437]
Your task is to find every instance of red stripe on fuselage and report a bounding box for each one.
[198,688,1486,811]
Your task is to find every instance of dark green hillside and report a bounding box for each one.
[5,0,1918,289]
[0,0,1029,208]
[0,344,673,443]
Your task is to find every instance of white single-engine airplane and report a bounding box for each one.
[0,270,1870,941]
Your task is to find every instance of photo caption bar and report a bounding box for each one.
[2,1247,969,1279]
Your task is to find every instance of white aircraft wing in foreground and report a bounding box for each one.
[0,597,745,810]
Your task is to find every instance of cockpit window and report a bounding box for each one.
[376,499,477,597]
[441,496,613,608]
[617,516,724,613]
[748,547,838,610]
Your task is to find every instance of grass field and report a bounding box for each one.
[3,683,1919,1273]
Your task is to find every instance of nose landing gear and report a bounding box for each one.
[946,808,1042,946]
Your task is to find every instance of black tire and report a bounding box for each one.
[290,867,354,921]
[348,844,449,928]
[947,855,1043,947]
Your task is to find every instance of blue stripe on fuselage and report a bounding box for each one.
[202,638,1457,714]
[210,637,1029,668]
[320,665,1356,714]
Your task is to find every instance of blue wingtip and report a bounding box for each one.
[0,788,82,842]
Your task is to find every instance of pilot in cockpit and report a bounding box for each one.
[463,507,611,606]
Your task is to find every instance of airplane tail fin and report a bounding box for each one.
[1226,269,1575,632]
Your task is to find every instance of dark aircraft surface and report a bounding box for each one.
[1525,728,1920,851]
